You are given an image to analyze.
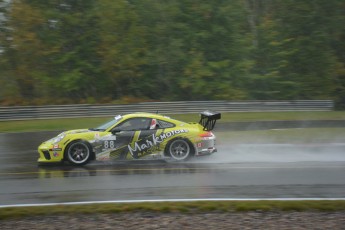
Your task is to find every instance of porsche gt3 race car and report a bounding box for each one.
[38,111,221,165]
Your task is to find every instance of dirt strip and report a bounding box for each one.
[1,211,344,230]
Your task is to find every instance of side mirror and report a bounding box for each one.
[111,127,122,135]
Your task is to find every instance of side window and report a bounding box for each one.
[113,118,151,131]
[157,119,175,129]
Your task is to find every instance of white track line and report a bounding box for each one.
[1,198,345,208]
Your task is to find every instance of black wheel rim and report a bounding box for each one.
[169,139,190,160]
[68,142,90,164]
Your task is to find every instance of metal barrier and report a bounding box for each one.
[0,100,334,121]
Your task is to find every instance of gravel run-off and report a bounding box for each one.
[1,211,344,230]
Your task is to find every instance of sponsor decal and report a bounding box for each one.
[103,140,115,149]
[101,134,117,150]
[115,115,122,120]
[94,132,100,139]
[128,129,188,156]
[96,151,110,161]
[53,152,59,157]
[102,135,117,141]
[98,155,110,161]
[51,144,62,151]
[50,148,62,151]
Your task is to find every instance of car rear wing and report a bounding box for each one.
[199,110,221,131]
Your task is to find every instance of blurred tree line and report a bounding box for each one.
[0,0,344,107]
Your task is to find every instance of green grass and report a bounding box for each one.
[0,200,344,220]
[216,127,345,144]
[0,117,110,133]
[1,111,345,133]
[173,111,345,123]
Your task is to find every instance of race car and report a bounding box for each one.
[38,111,221,165]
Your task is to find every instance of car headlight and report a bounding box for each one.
[53,132,66,144]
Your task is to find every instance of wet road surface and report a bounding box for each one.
[0,131,345,205]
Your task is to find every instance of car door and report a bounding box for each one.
[109,117,154,159]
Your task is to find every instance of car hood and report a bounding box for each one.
[63,129,93,135]
[44,129,97,144]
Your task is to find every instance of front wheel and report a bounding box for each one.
[65,141,92,166]
[165,138,194,161]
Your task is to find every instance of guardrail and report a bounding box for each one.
[0,100,334,121]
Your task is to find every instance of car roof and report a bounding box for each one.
[122,112,175,121]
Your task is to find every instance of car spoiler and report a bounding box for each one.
[199,110,221,131]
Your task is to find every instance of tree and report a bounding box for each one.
[37,0,103,101]
[251,0,343,100]
[0,1,47,101]
[96,0,148,100]
[0,0,344,105]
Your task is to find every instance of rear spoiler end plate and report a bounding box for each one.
[199,110,221,131]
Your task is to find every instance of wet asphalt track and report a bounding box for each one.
[0,130,345,206]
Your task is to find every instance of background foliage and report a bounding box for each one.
[0,0,344,106]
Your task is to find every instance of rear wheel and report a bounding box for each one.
[65,141,92,165]
[165,138,194,161]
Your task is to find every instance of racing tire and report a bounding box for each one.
[65,140,92,166]
[165,138,194,161]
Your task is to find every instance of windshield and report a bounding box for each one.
[91,115,123,131]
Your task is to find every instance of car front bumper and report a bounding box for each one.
[38,142,64,163]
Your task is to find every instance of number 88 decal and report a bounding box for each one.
[104,140,115,149]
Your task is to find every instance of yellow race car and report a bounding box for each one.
[38,111,221,165]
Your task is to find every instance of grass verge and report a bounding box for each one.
[1,200,345,220]
[216,127,345,144]
[1,111,345,133]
